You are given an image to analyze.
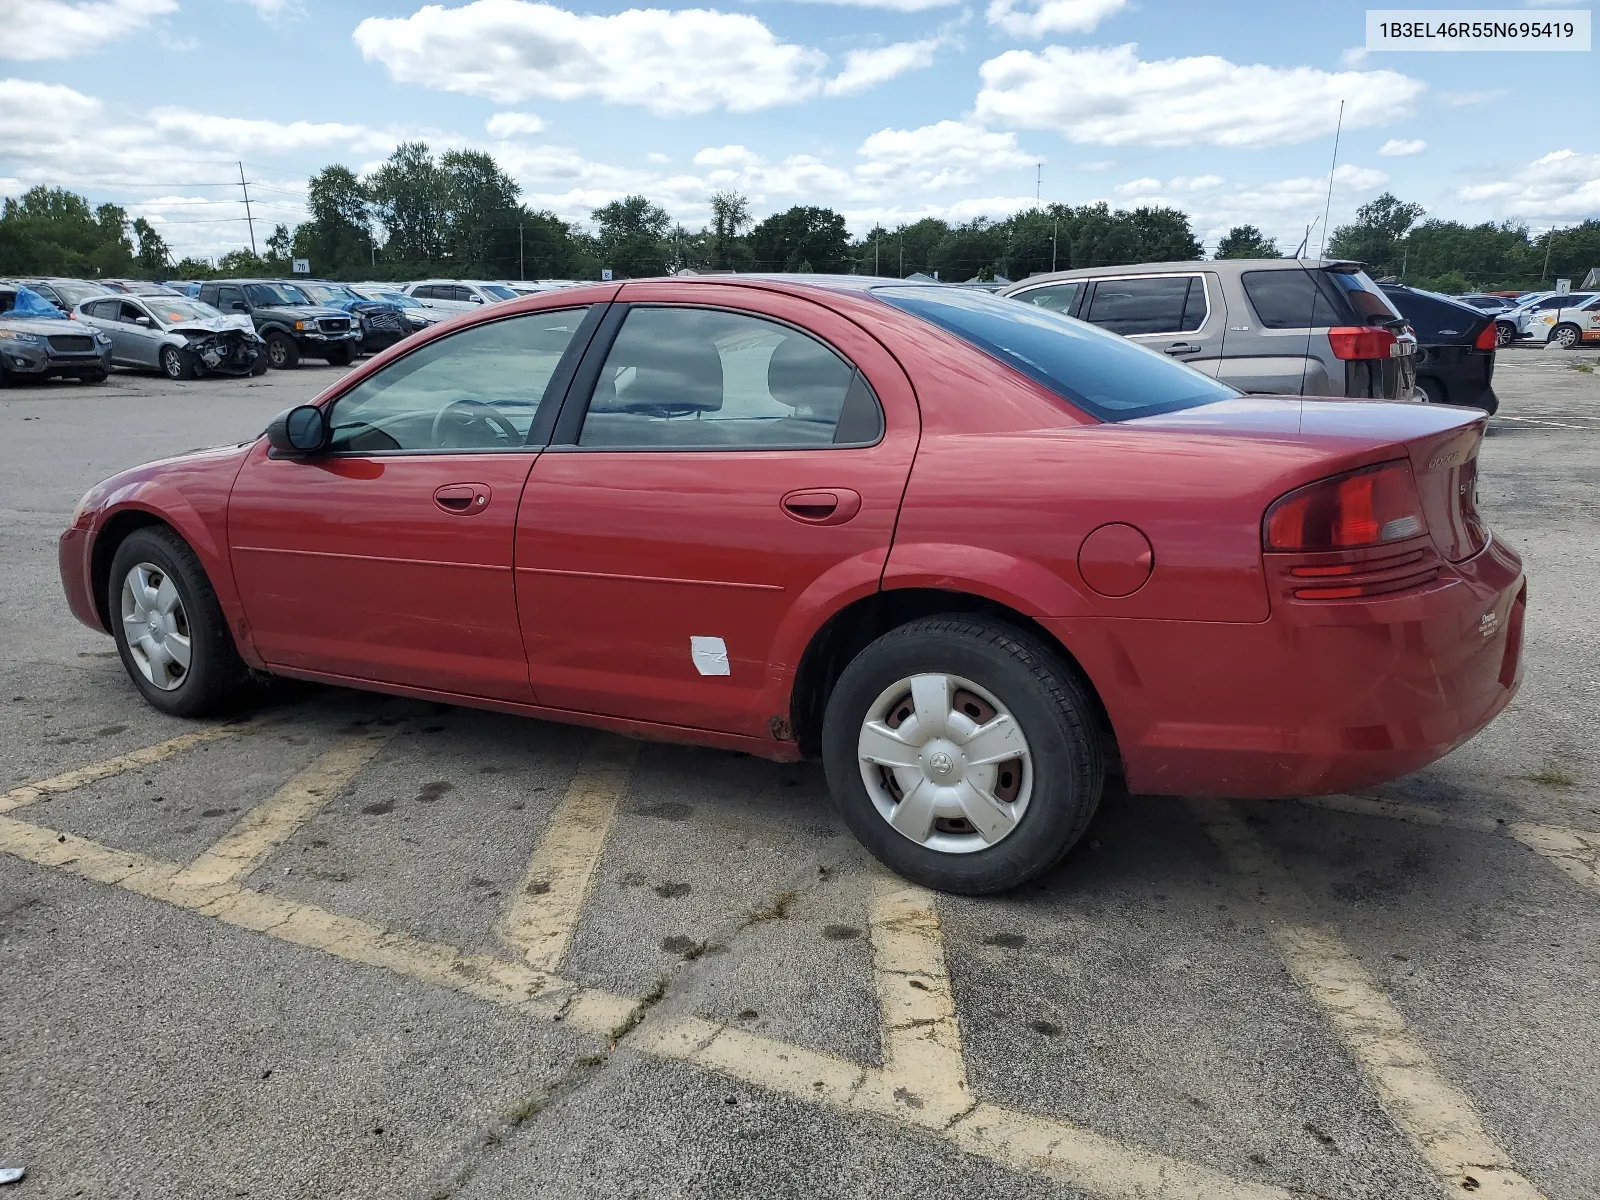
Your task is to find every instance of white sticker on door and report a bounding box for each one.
[690,636,731,677]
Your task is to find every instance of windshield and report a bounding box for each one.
[150,299,223,324]
[874,285,1238,422]
[52,281,114,306]
[303,283,359,303]
[243,282,310,307]
[482,284,518,301]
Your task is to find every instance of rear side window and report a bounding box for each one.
[1014,282,1080,315]
[1083,276,1205,335]
[1242,269,1348,329]
[875,285,1237,422]
[578,307,882,449]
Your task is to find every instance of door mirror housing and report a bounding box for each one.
[134,316,153,327]
[470,294,484,304]
[230,301,248,312]
[265,405,329,456]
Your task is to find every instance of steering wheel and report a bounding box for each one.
[430,398,520,448]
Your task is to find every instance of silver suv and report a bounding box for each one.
[1000,259,1417,400]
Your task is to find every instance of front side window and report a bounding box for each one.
[1083,276,1205,336]
[1014,282,1081,315]
[874,285,1236,422]
[577,307,881,450]
[119,302,147,323]
[326,307,590,453]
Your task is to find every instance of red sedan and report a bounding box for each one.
[59,277,1525,894]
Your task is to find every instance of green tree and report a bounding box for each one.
[368,142,447,268]
[295,164,373,276]
[1215,224,1279,259]
[708,191,752,270]
[264,222,294,268]
[441,148,521,273]
[1327,192,1425,275]
[131,217,170,271]
[217,248,269,274]
[930,218,1005,281]
[748,205,849,273]
[0,187,134,275]
[591,195,672,278]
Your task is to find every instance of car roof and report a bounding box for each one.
[1003,259,1366,288]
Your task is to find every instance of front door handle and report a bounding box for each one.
[1164,342,1202,355]
[781,488,862,526]
[433,483,492,515]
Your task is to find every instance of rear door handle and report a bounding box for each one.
[1164,342,1202,355]
[433,483,492,515]
[781,488,862,526]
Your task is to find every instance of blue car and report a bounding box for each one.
[295,280,411,354]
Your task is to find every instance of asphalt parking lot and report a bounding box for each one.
[1,348,1596,1200]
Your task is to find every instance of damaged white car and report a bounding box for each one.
[73,295,268,379]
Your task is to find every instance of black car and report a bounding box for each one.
[194,279,363,369]
[1379,283,1498,415]
[295,280,413,355]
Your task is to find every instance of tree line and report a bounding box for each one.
[2,140,1595,294]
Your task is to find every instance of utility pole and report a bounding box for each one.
[519,224,525,280]
[874,231,879,275]
[1036,163,1042,203]
[1540,232,1555,282]
[238,162,258,258]
[899,241,903,278]
[1052,216,1059,272]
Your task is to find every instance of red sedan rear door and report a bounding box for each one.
[514,282,919,740]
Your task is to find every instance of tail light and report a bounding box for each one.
[1327,326,1398,360]
[1264,460,1427,553]
[1473,322,1498,351]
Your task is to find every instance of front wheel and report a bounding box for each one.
[265,332,299,369]
[1495,322,1514,348]
[1553,324,1581,350]
[160,344,195,380]
[822,616,1105,894]
[108,526,254,717]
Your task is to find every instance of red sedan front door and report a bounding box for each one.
[228,304,601,702]
[514,283,919,739]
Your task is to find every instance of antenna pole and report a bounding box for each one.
[238,162,258,258]
[1317,101,1344,261]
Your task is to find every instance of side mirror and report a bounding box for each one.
[470,294,484,304]
[265,405,328,456]
[230,301,248,312]
[135,316,153,328]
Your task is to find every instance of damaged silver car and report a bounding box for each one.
[73,294,267,379]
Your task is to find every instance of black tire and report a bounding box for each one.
[82,369,108,384]
[265,332,300,369]
[822,616,1105,895]
[1495,322,1514,348]
[249,352,269,376]
[108,526,254,718]
[159,344,195,380]
[1477,391,1500,416]
[1418,376,1446,405]
[325,343,356,367]
[1553,324,1581,351]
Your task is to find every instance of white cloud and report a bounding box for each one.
[693,145,762,170]
[1169,174,1223,191]
[975,44,1425,148]
[0,0,177,60]
[1440,88,1508,106]
[242,0,306,17]
[824,38,941,96]
[645,151,671,165]
[1181,163,1394,251]
[1078,159,1115,172]
[856,120,1036,190]
[486,111,547,138]
[1379,138,1426,157]
[1113,176,1161,196]
[148,109,392,156]
[1339,46,1368,67]
[985,0,1127,37]
[1457,150,1600,223]
[353,0,829,116]
[781,0,956,7]
[1116,173,1223,197]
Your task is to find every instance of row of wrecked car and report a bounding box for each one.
[0,275,440,387]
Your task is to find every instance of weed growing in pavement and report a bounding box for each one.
[1528,767,1577,787]
[747,890,797,923]
[1569,362,1595,374]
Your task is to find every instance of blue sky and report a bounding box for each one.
[2,0,1595,262]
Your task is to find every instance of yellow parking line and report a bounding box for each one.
[1294,794,1600,898]
[0,714,282,815]
[1193,800,1548,1199]
[858,875,971,1123]
[500,734,639,972]
[174,728,399,889]
[0,803,1293,1200]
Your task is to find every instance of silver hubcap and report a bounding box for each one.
[1557,328,1576,348]
[857,673,1032,855]
[120,562,191,691]
[163,349,181,377]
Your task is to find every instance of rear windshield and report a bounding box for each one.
[874,285,1237,422]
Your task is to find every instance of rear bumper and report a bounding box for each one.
[1058,536,1526,798]
[59,526,104,632]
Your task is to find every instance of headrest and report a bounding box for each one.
[766,333,853,414]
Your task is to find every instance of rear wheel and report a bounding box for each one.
[1553,323,1581,350]
[822,616,1104,894]
[108,527,253,717]
[265,332,299,369]
[159,344,195,380]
